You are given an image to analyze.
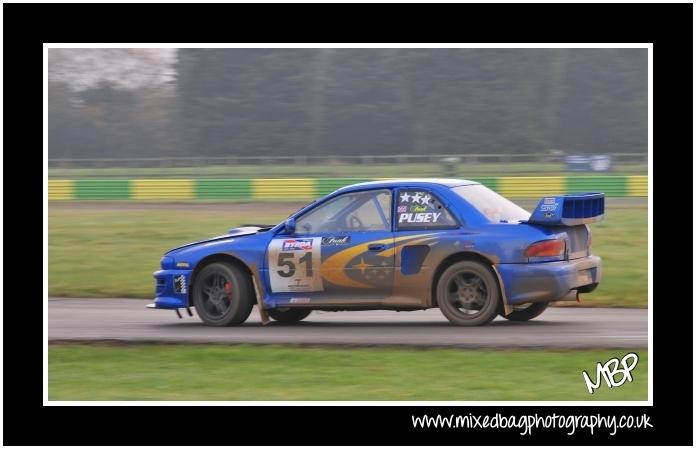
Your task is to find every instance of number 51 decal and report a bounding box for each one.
[277,252,313,277]
[267,237,323,293]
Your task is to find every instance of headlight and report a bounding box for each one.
[160,256,175,269]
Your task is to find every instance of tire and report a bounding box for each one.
[267,308,312,323]
[436,260,501,326]
[192,262,254,326]
[503,302,549,321]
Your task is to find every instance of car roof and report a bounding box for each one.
[334,178,478,193]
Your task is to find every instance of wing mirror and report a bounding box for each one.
[284,217,296,235]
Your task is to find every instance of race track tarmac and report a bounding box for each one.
[48,298,648,348]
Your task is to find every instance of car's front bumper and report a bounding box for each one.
[495,255,602,305]
[148,269,192,309]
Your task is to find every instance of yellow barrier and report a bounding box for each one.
[48,180,74,200]
[626,176,648,197]
[131,179,195,200]
[498,176,565,198]
[252,178,315,199]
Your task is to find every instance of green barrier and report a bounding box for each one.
[195,179,252,200]
[566,176,627,197]
[74,179,131,200]
[48,176,648,200]
[469,177,499,191]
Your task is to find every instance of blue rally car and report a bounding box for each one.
[149,179,603,326]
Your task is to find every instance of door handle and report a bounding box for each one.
[368,244,386,252]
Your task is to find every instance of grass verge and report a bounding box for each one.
[48,344,647,401]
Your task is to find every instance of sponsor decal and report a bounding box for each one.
[287,277,312,291]
[175,262,190,268]
[410,204,428,213]
[397,205,407,213]
[544,197,556,205]
[268,237,323,293]
[540,203,557,212]
[398,212,442,223]
[544,212,554,218]
[282,239,313,251]
[289,297,311,304]
[322,236,351,246]
[173,274,187,294]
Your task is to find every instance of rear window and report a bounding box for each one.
[452,184,530,223]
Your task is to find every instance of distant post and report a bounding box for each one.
[441,156,461,177]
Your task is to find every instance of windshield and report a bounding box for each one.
[451,184,530,223]
[287,199,317,219]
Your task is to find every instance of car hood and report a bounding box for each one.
[165,226,268,254]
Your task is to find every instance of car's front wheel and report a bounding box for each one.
[436,261,501,326]
[267,308,312,323]
[192,262,254,326]
[502,302,549,321]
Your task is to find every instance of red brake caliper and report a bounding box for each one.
[224,281,233,298]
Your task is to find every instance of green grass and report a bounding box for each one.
[581,206,647,307]
[48,162,648,179]
[48,344,648,401]
[47,204,647,307]
[48,207,285,298]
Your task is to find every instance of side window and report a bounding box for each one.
[350,192,391,230]
[396,189,458,229]
[296,190,391,234]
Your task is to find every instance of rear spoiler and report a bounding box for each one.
[526,193,604,226]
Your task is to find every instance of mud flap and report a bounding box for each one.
[492,265,513,317]
[251,275,270,325]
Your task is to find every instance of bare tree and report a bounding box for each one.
[48,48,177,91]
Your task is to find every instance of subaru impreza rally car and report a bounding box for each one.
[149,179,603,326]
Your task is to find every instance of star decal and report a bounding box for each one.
[420,193,432,205]
[353,258,372,275]
[411,192,423,204]
[399,192,411,203]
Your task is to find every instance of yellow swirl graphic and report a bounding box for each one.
[320,234,435,288]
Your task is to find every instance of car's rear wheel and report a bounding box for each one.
[502,302,549,321]
[192,262,254,326]
[267,308,312,323]
[436,261,500,326]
